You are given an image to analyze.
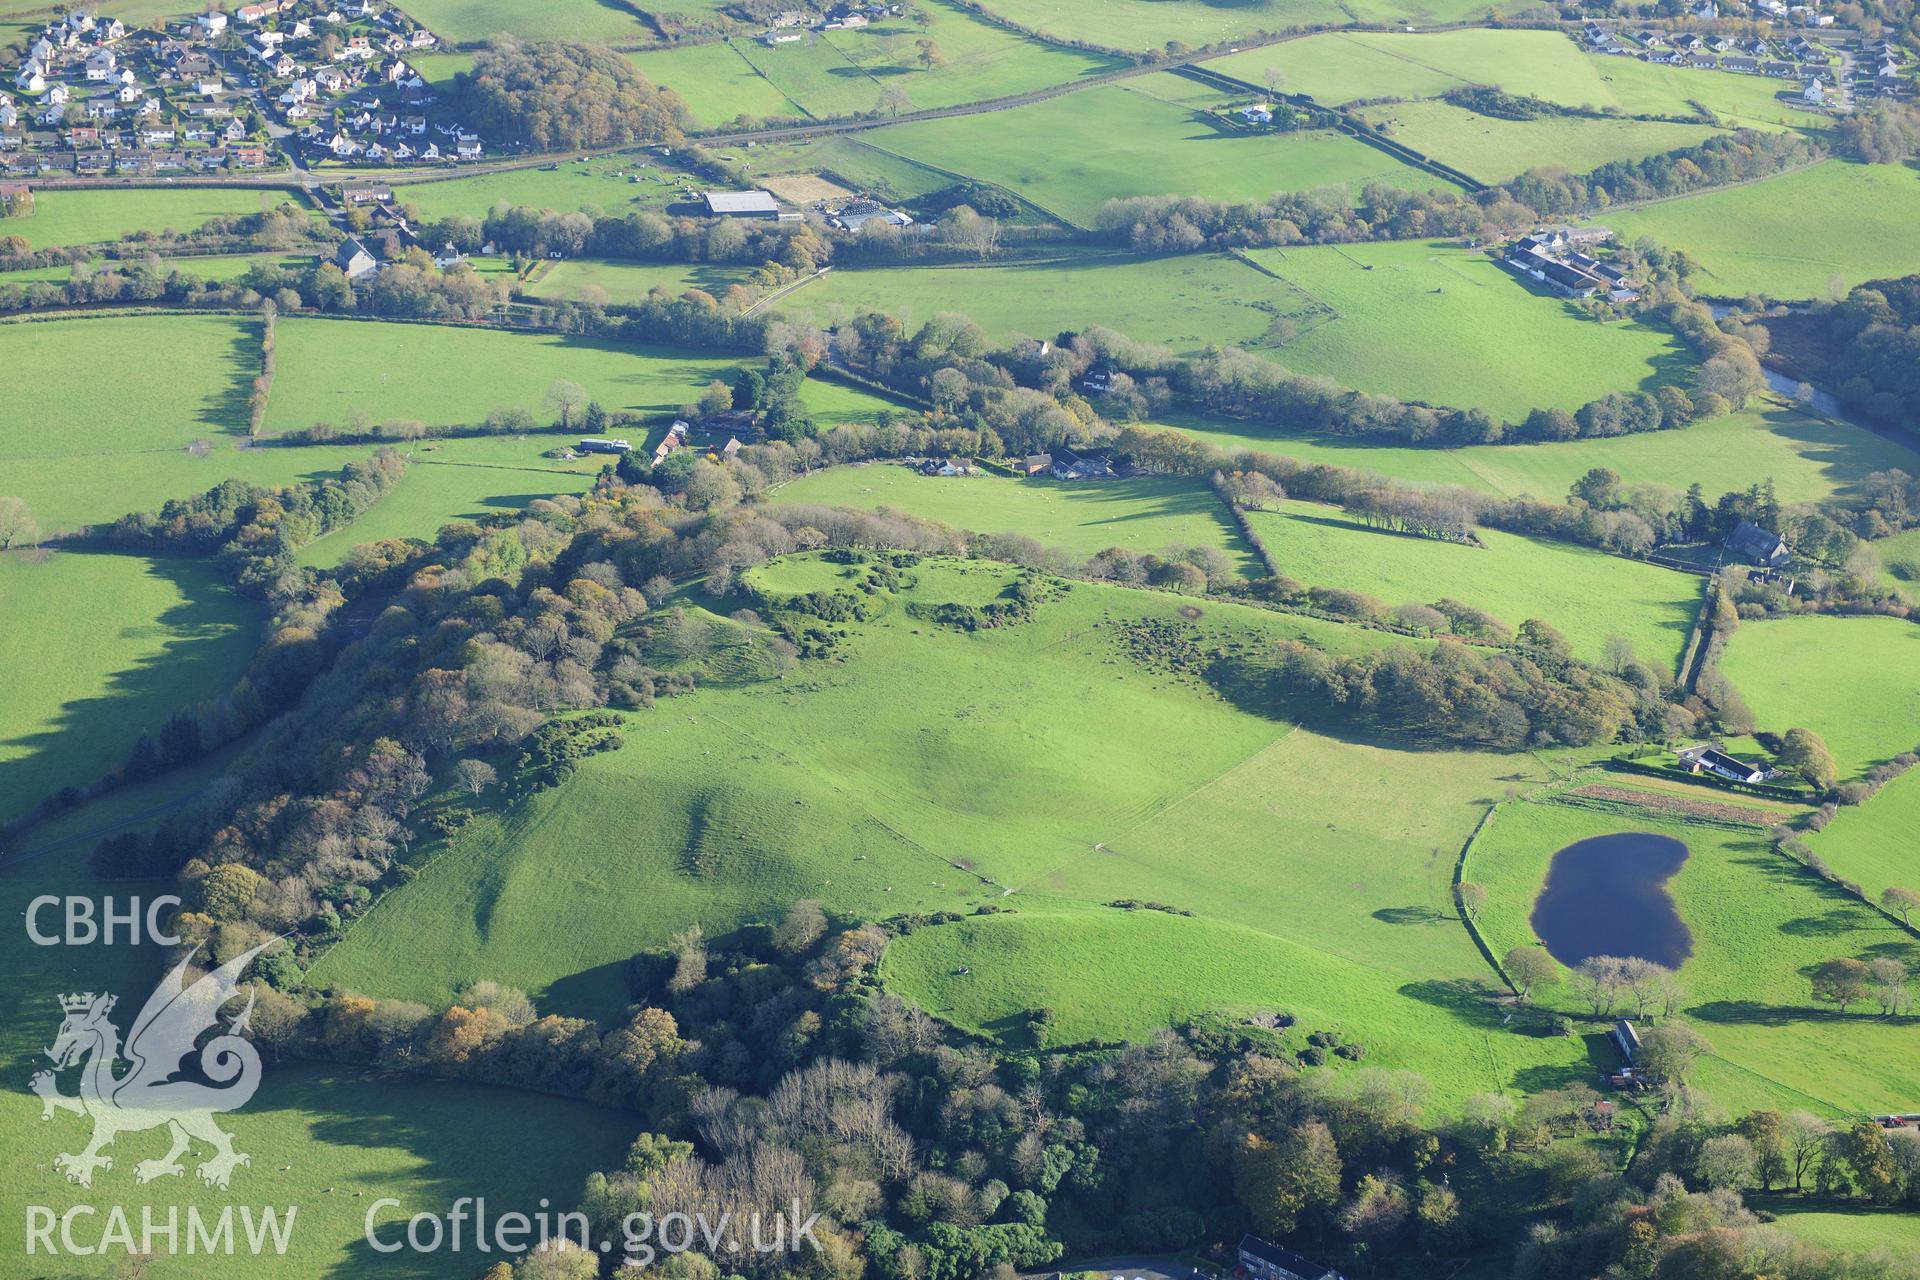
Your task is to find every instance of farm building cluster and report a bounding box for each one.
[1501,230,1641,302]
[755,4,906,46]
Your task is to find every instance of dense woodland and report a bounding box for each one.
[452,39,692,152]
[1764,274,1920,432]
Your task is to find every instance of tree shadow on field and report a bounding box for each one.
[1683,999,1913,1027]
[1373,905,1453,926]
[206,319,263,439]
[0,550,259,824]
[1399,977,1515,1032]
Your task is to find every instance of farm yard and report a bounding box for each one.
[3,0,1920,1270]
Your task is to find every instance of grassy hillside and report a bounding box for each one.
[1244,501,1705,668]
[1718,615,1920,777]
[1604,160,1920,300]
[309,557,1393,1018]
[1470,800,1920,1116]
[1168,398,1920,506]
[0,552,258,825]
[1244,240,1687,417]
[770,467,1259,568]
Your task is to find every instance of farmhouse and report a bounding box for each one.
[1021,453,1052,475]
[1726,519,1790,566]
[333,235,379,280]
[1051,447,1116,481]
[703,190,779,218]
[1677,744,1768,784]
[1237,1234,1344,1280]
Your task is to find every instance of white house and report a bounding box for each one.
[196,10,229,35]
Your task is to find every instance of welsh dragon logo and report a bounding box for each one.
[31,940,274,1190]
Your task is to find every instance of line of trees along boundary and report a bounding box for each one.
[1453,804,1515,995]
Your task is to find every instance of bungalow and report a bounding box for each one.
[409,28,437,48]
[1238,1234,1344,1280]
[1238,102,1274,124]
[760,29,805,45]
[230,142,268,166]
[333,234,378,279]
[577,437,633,455]
[1677,744,1768,784]
[345,184,392,204]
[1051,447,1115,481]
[1635,29,1667,46]
[1727,519,1790,566]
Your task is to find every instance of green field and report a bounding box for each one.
[771,467,1259,568]
[960,0,1505,54]
[1243,240,1688,417]
[1244,501,1705,667]
[521,257,751,305]
[1718,615,1920,777]
[2,188,300,251]
[1874,526,1920,602]
[672,2,1119,123]
[0,252,317,288]
[1604,160,1920,301]
[261,318,902,433]
[385,0,648,42]
[0,552,257,825]
[0,858,632,1279]
[395,155,686,222]
[1354,99,1721,185]
[627,40,804,127]
[868,77,1454,226]
[1168,397,1920,507]
[1209,29,1822,132]
[1470,800,1920,1116]
[783,251,1307,353]
[293,438,604,567]
[1810,770,1920,907]
[1764,1203,1920,1255]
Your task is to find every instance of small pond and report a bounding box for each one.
[1530,832,1693,970]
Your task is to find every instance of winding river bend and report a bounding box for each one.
[1530,832,1693,970]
